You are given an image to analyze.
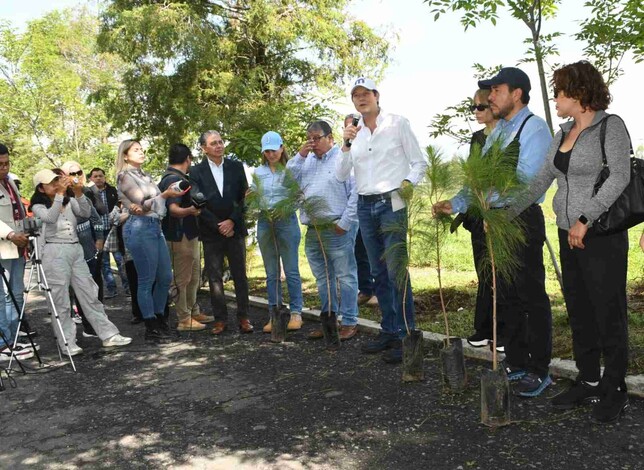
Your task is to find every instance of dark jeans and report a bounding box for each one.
[203,236,249,323]
[357,197,414,337]
[497,205,552,377]
[355,228,374,296]
[125,260,142,320]
[464,215,495,339]
[74,257,102,336]
[559,228,629,391]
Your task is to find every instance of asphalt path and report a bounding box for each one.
[1,288,643,469]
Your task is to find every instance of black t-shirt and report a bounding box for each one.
[158,168,199,241]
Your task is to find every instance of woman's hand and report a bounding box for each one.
[568,221,588,250]
[70,177,84,197]
[129,204,144,215]
[640,232,644,252]
[162,185,188,199]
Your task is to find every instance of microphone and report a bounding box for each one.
[170,180,191,192]
[345,114,361,148]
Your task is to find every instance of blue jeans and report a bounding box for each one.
[123,216,173,319]
[358,197,414,337]
[305,224,359,326]
[355,228,374,296]
[102,249,129,293]
[257,213,303,313]
[0,257,25,346]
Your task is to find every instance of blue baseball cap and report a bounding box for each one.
[261,131,283,152]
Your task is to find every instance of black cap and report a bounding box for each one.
[478,67,531,94]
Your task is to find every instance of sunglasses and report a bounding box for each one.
[469,104,490,112]
[68,169,83,177]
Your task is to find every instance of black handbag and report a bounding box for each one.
[592,115,644,235]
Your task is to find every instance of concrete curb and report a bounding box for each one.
[226,291,644,399]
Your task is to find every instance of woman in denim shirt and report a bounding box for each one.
[251,131,303,333]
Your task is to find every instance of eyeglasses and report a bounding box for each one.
[308,134,329,143]
[469,104,490,112]
[68,170,83,177]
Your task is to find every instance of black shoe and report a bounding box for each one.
[467,331,490,348]
[501,360,526,382]
[591,389,628,424]
[361,333,402,354]
[18,327,38,338]
[144,318,171,343]
[515,373,552,398]
[382,347,403,364]
[552,379,600,410]
[131,317,144,325]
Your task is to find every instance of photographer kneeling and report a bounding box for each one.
[30,169,132,356]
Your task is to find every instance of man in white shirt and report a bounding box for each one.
[336,78,428,364]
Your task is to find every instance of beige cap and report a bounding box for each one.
[33,169,59,186]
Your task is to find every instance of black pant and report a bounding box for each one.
[558,228,628,391]
[497,205,552,377]
[465,215,495,338]
[203,236,249,323]
[74,257,103,335]
[355,228,374,296]
[125,260,143,320]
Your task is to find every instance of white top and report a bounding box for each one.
[208,158,224,197]
[335,109,428,195]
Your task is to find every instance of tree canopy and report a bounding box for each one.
[0,9,120,186]
[96,0,392,166]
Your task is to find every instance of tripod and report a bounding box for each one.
[0,257,40,370]
[10,235,76,372]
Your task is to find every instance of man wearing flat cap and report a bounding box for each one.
[434,66,553,398]
[337,77,428,364]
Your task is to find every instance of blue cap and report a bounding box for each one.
[261,131,283,152]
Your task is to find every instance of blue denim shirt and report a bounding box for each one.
[451,106,552,213]
[252,164,292,209]
[286,145,358,231]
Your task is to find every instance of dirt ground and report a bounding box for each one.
[1,288,643,470]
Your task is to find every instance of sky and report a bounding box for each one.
[1,0,642,155]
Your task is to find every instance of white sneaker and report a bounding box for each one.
[0,345,34,361]
[15,341,40,351]
[64,345,83,356]
[102,334,133,348]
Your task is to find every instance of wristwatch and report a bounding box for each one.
[578,214,589,225]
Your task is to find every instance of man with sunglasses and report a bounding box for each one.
[434,67,554,398]
[338,77,428,364]
[287,120,360,341]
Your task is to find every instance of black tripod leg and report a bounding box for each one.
[0,262,42,367]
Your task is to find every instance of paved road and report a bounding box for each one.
[1,289,643,469]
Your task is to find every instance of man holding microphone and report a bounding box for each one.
[336,78,428,364]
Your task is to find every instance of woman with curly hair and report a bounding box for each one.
[508,60,631,423]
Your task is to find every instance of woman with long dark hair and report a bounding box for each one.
[115,139,185,342]
[509,61,631,423]
[30,170,131,355]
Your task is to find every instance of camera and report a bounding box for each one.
[22,216,43,236]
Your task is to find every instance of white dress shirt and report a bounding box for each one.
[208,158,225,197]
[336,109,428,195]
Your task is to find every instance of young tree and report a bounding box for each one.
[575,0,644,85]
[423,0,561,130]
[96,0,393,164]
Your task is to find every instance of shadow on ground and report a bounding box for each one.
[1,288,643,469]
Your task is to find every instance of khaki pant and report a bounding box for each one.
[167,235,201,322]
[42,243,119,348]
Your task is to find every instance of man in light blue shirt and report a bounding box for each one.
[434,67,553,398]
[288,121,360,341]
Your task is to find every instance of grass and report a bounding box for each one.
[238,187,644,375]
